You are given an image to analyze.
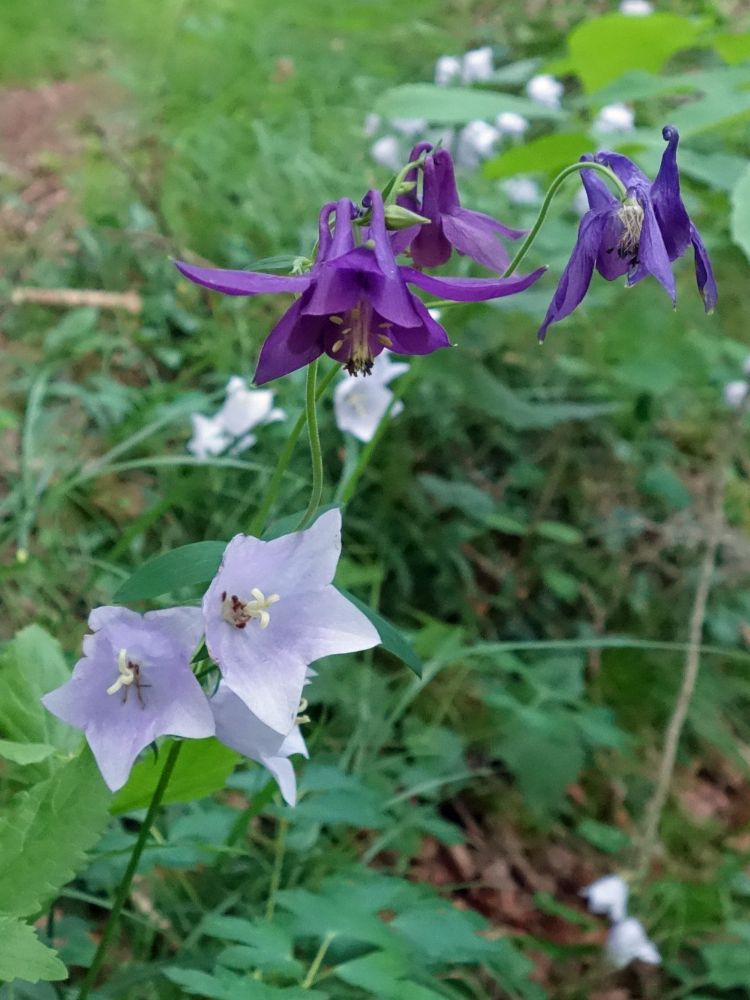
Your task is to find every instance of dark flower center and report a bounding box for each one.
[329,300,393,376]
[615,201,644,267]
[221,588,280,629]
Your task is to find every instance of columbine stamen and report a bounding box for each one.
[221,588,280,630]
[616,200,644,264]
[329,315,344,325]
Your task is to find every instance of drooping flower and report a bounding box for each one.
[406,145,526,272]
[334,351,409,442]
[581,874,629,923]
[42,607,214,791]
[607,917,661,969]
[211,682,307,806]
[496,111,529,137]
[620,0,653,14]
[202,509,380,735]
[526,74,564,109]
[455,121,500,169]
[188,376,285,458]
[435,54,462,87]
[594,102,635,133]
[461,46,494,84]
[537,126,717,341]
[176,191,545,384]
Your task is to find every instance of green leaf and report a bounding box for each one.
[0,739,58,765]
[576,818,631,854]
[337,589,422,676]
[164,968,324,999]
[111,738,239,814]
[731,163,750,263]
[554,14,703,92]
[495,709,585,811]
[484,132,592,179]
[0,626,80,755]
[113,540,226,602]
[375,83,563,125]
[714,31,750,64]
[0,748,111,919]
[0,917,67,983]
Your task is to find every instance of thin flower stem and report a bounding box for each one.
[296,359,324,530]
[265,817,288,921]
[301,930,337,989]
[77,741,182,1000]
[635,472,725,879]
[248,361,338,536]
[503,161,628,277]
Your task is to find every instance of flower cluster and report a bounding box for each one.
[176,154,546,384]
[43,510,379,803]
[582,875,661,969]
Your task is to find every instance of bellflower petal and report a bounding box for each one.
[581,875,629,923]
[334,352,409,442]
[211,683,308,806]
[42,606,214,791]
[202,509,380,734]
[607,918,661,969]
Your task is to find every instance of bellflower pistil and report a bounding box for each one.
[537,126,717,341]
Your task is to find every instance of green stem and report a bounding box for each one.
[77,741,182,1000]
[296,360,324,530]
[301,930,337,989]
[248,361,338,536]
[503,161,628,277]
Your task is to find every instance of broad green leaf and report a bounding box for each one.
[205,916,303,977]
[578,69,695,106]
[669,87,750,138]
[553,14,703,92]
[0,739,58,765]
[700,938,750,988]
[0,626,79,755]
[375,83,563,125]
[335,952,446,1000]
[495,709,585,811]
[165,966,326,998]
[576,818,631,854]
[0,917,67,983]
[338,589,422,676]
[677,148,748,193]
[0,748,111,918]
[484,132,592,179]
[731,163,750,263]
[111,738,239,814]
[714,31,750,64]
[113,540,226,602]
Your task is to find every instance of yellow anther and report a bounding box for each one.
[377,334,393,347]
[330,315,344,325]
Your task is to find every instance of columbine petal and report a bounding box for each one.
[690,222,718,311]
[649,126,691,260]
[253,297,327,385]
[402,265,547,302]
[628,188,676,303]
[595,150,651,190]
[174,261,312,297]
[537,211,609,341]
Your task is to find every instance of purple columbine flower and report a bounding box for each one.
[538,125,717,341]
[402,144,525,272]
[202,508,379,735]
[42,607,214,791]
[175,190,545,384]
[211,682,307,806]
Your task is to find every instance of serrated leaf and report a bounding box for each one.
[731,163,750,263]
[553,14,702,92]
[0,748,111,918]
[0,917,67,983]
[111,738,239,813]
[0,626,80,756]
[375,83,563,125]
[113,540,226,602]
[484,132,592,179]
[337,589,421,676]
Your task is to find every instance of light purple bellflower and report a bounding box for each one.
[42,607,214,791]
[202,508,379,735]
[538,125,717,341]
[175,190,545,384]
[211,682,307,806]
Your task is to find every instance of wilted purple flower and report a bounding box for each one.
[406,145,525,272]
[538,126,717,341]
[176,191,545,383]
[211,682,307,806]
[202,509,379,735]
[42,607,214,791]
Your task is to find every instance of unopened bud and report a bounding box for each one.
[383,205,431,230]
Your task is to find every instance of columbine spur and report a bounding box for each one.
[42,607,214,791]
[201,508,380,735]
[175,189,544,383]
[538,125,717,341]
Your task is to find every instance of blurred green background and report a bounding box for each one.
[2,0,750,996]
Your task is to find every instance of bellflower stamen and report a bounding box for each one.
[107,648,136,696]
[221,588,280,630]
